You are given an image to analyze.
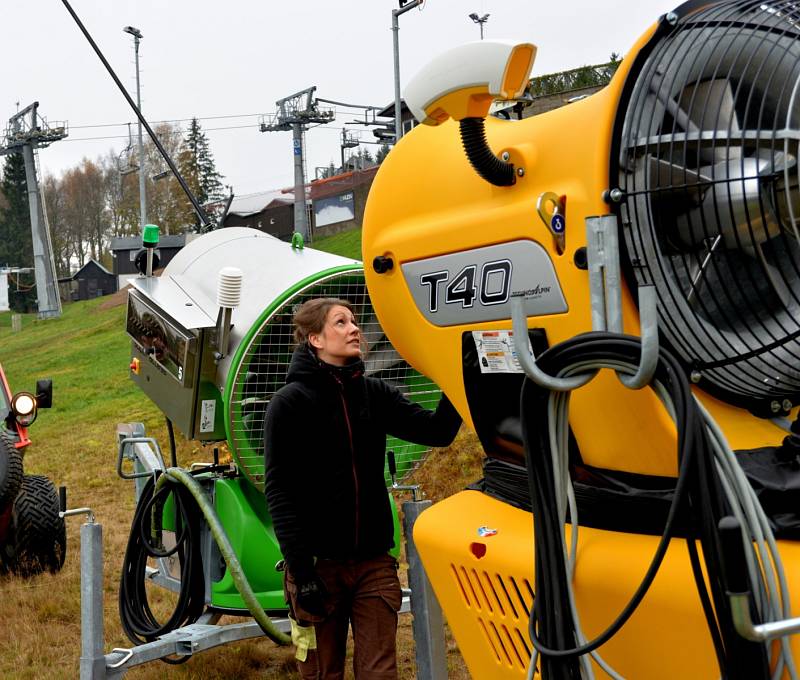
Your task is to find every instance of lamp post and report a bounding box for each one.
[123,25,147,231]
[469,12,490,40]
[392,0,422,145]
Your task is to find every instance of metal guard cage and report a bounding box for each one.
[224,267,440,492]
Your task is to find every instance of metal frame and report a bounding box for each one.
[67,423,446,678]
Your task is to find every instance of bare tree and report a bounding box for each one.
[59,159,108,267]
[42,174,71,276]
[146,123,187,234]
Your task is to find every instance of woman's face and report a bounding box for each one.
[309,304,362,366]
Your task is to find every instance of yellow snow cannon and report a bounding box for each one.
[363,2,800,678]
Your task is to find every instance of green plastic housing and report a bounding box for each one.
[209,477,401,612]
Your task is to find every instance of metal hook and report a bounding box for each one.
[617,285,659,390]
[510,296,597,392]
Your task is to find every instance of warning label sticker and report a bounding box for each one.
[472,330,525,374]
[200,399,216,433]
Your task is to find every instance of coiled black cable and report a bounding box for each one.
[459,117,516,186]
[521,332,769,679]
[119,475,206,659]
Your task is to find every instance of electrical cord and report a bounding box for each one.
[118,474,206,659]
[119,469,291,653]
[545,361,797,680]
[520,333,775,680]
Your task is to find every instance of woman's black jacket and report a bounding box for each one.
[263,344,461,580]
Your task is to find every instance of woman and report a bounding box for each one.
[264,297,461,680]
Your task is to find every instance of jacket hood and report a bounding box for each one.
[285,343,365,385]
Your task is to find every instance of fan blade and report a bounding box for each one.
[750,241,792,307]
[648,156,709,206]
[679,79,742,164]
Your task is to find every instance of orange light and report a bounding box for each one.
[129,358,140,374]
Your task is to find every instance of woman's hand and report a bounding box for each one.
[296,573,329,618]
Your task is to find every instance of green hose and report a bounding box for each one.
[156,468,291,645]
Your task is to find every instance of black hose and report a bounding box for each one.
[459,118,515,186]
[520,333,769,679]
[166,417,178,468]
[119,476,206,658]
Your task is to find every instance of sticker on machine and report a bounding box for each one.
[200,399,216,433]
[472,330,527,374]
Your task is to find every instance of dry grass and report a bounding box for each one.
[0,300,487,679]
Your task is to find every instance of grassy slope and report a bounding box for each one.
[0,233,483,679]
[310,228,362,259]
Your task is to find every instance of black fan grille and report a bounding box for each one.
[617,0,800,410]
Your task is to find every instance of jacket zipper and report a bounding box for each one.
[337,389,360,554]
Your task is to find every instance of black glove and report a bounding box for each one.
[295,573,328,618]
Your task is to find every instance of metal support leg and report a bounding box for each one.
[402,499,447,680]
[80,521,106,680]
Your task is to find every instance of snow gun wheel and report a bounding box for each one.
[3,475,66,576]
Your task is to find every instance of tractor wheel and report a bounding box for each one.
[3,475,66,576]
[0,434,24,510]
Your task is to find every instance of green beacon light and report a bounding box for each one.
[142,224,160,247]
[142,224,160,277]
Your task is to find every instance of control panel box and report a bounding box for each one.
[126,282,226,441]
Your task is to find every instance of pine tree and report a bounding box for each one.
[0,153,36,311]
[177,118,224,230]
[376,143,391,165]
[0,153,33,268]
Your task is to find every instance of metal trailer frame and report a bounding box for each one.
[64,423,448,679]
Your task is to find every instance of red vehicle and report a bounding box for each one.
[0,364,65,575]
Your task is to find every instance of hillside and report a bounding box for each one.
[0,235,482,679]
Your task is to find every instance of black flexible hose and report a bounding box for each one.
[520,333,769,679]
[166,417,178,468]
[119,476,206,658]
[459,118,516,186]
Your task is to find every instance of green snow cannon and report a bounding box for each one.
[125,227,440,613]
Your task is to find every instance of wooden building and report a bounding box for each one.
[59,259,117,301]
[223,190,295,239]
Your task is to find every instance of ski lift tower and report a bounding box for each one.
[260,87,334,241]
[0,102,67,319]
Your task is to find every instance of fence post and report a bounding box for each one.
[79,521,106,680]
[402,499,448,680]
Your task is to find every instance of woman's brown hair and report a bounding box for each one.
[293,298,357,346]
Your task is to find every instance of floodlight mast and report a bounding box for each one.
[259,87,334,241]
[122,25,147,232]
[392,0,423,145]
[0,102,66,320]
[60,0,214,233]
[469,12,490,39]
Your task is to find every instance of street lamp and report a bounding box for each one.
[469,13,490,40]
[392,0,422,145]
[123,25,147,231]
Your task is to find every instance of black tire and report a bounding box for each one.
[0,433,24,510]
[3,474,66,576]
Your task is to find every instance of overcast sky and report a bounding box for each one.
[3,0,675,200]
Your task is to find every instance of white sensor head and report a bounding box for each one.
[217,267,243,308]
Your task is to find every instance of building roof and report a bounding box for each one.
[376,99,411,119]
[309,166,379,201]
[228,190,294,217]
[75,259,113,277]
[109,234,187,251]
